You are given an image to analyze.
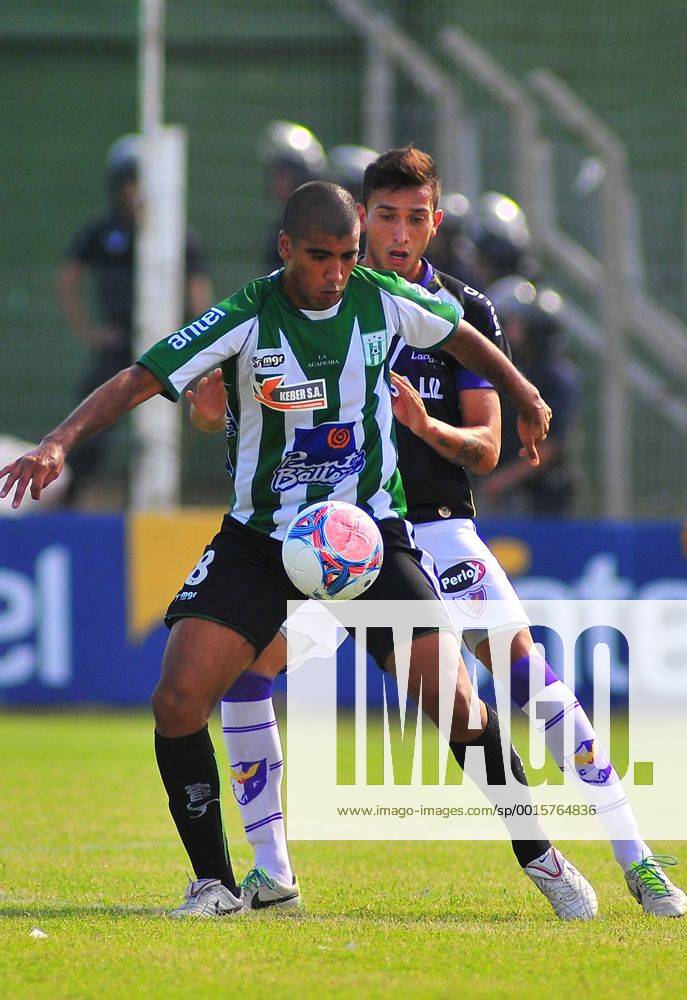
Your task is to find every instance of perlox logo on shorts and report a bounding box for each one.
[440,559,487,595]
[253,374,327,411]
[272,422,365,492]
[167,307,226,350]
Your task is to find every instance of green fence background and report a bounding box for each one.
[2,1,685,514]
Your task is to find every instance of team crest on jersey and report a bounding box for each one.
[252,374,327,411]
[272,422,365,492]
[230,759,267,804]
[361,330,387,367]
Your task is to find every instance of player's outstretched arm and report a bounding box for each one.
[187,367,227,434]
[440,319,551,465]
[0,364,162,509]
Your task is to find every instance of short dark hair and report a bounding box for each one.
[283,181,360,242]
[362,146,441,209]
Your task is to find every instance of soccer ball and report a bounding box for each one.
[282,500,383,600]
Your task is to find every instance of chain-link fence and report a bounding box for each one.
[2,0,685,515]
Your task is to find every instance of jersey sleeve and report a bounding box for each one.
[136,279,264,401]
[358,267,462,350]
[453,287,511,392]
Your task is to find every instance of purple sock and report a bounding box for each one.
[510,653,559,708]
[222,671,274,703]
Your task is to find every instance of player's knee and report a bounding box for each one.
[151,679,209,736]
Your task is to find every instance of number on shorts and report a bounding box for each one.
[185,548,215,586]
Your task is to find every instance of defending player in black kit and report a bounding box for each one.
[359,148,684,918]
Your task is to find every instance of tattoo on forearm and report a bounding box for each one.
[435,432,487,469]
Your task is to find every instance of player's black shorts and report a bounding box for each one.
[165,513,444,667]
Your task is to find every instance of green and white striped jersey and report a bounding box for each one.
[138,265,461,538]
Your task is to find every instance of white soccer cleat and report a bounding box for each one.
[624,855,687,917]
[524,847,598,920]
[241,867,301,911]
[168,877,244,918]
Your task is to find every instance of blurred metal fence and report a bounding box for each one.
[1,0,685,516]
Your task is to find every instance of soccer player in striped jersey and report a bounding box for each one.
[207,149,684,918]
[0,180,553,919]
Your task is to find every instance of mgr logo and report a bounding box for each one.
[251,351,285,369]
[253,374,327,411]
[272,422,365,492]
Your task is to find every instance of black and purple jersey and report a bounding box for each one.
[390,260,510,523]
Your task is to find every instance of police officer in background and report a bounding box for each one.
[328,144,379,200]
[469,192,537,292]
[425,190,475,284]
[482,278,580,515]
[260,121,328,270]
[56,134,213,503]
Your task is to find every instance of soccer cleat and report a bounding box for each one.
[624,855,687,917]
[524,847,598,920]
[241,867,301,911]
[168,877,244,918]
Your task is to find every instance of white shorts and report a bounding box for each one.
[413,518,529,655]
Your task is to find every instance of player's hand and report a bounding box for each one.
[390,371,431,439]
[0,440,66,509]
[517,394,552,466]
[186,368,227,425]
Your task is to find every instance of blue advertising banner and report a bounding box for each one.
[0,513,685,705]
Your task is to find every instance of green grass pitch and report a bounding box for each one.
[1,710,685,998]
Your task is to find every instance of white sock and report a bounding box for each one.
[511,653,651,870]
[221,675,292,884]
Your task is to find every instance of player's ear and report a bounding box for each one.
[431,208,443,239]
[278,229,292,262]
[357,202,367,232]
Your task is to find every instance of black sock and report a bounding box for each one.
[450,704,551,868]
[154,726,238,893]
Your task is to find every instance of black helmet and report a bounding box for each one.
[106,133,141,191]
[439,191,472,235]
[490,276,563,358]
[426,191,474,278]
[260,120,327,184]
[328,144,379,199]
[471,192,531,277]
